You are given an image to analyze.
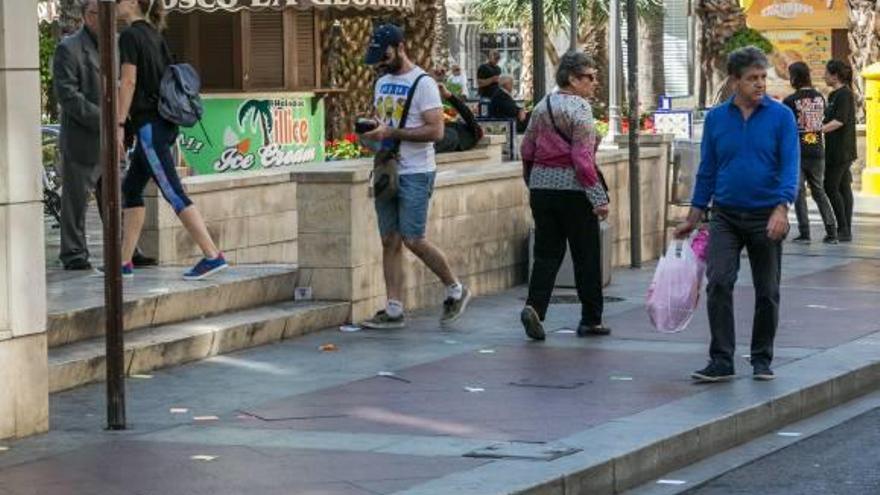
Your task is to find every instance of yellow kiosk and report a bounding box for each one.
[861,63,880,196]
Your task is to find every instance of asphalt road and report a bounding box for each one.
[685,407,880,495]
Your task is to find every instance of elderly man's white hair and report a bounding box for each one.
[499,74,515,85]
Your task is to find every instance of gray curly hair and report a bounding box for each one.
[726,46,769,79]
[556,51,597,88]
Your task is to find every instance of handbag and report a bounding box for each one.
[546,94,610,198]
[371,73,429,201]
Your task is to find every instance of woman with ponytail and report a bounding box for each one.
[822,60,857,242]
[116,0,228,280]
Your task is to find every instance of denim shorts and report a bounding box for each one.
[375,172,436,239]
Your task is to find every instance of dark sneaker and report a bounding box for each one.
[791,234,811,244]
[822,235,839,245]
[64,259,93,271]
[577,323,611,337]
[183,253,228,281]
[753,364,775,381]
[441,286,472,325]
[132,251,158,267]
[520,306,545,341]
[362,310,406,329]
[691,362,735,383]
[839,233,853,243]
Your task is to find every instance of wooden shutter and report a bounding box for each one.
[164,13,188,62]
[248,12,285,89]
[198,12,237,90]
[293,10,316,88]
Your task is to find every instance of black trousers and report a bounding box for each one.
[526,189,603,325]
[794,157,837,237]
[824,159,854,237]
[706,209,783,369]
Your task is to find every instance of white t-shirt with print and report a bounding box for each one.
[373,67,443,174]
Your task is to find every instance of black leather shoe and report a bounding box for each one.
[132,252,158,267]
[520,306,545,341]
[63,259,93,271]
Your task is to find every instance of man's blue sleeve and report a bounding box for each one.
[777,109,800,205]
[691,112,717,210]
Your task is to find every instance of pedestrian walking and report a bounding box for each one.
[783,62,838,244]
[53,0,155,271]
[822,60,857,243]
[676,46,799,382]
[115,0,227,280]
[359,24,472,329]
[519,51,610,341]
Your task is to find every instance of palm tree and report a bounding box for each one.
[694,0,745,108]
[237,100,274,147]
[847,0,877,121]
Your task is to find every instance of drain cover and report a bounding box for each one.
[464,442,581,461]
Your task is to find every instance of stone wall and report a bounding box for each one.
[294,142,529,322]
[0,0,49,440]
[141,168,298,266]
[606,136,672,266]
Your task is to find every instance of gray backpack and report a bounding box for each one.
[158,40,211,144]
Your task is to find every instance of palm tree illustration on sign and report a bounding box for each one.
[237,99,275,147]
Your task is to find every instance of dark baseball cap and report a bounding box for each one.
[364,24,405,65]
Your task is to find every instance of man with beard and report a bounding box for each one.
[676,46,799,383]
[359,24,472,329]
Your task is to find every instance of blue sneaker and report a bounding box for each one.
[95,262,134,279]
[183,253,228,281]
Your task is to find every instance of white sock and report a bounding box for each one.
[446,282,463,300]
[386,300,404,318]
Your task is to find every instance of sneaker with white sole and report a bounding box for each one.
[361,310,406,329]
[441,286,472,325]
[183,253,228,281]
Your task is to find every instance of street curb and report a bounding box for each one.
[393,332,880,495]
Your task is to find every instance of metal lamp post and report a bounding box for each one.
[532,0,546,101]
[606,0,622,140]
[626,0,641,268]
[98,0,126,430]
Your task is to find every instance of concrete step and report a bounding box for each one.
[49,300,349,393]
[47,266,299,348]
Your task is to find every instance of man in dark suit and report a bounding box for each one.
[53,0,153,270]
[488,74,529,133]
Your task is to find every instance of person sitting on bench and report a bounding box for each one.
[488,74,530,133]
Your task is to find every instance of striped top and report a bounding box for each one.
[520,92,608,207]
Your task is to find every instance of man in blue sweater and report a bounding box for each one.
[676,46,799,383]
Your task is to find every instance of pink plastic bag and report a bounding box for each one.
[690,228,710,263]
[646,238,706,333]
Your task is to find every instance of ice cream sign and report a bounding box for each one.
[746,0,848,29]
[177,96,325,175]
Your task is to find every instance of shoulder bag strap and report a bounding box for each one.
[391,73,429,153]
[546,94,572,145]
[547,93,610,195]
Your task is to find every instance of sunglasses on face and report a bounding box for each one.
[574,72,597,82]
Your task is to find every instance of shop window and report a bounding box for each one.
[248,12,285,89]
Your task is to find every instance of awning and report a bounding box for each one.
[162,0,413,13]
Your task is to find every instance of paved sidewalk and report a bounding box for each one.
[4,219,880,494]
